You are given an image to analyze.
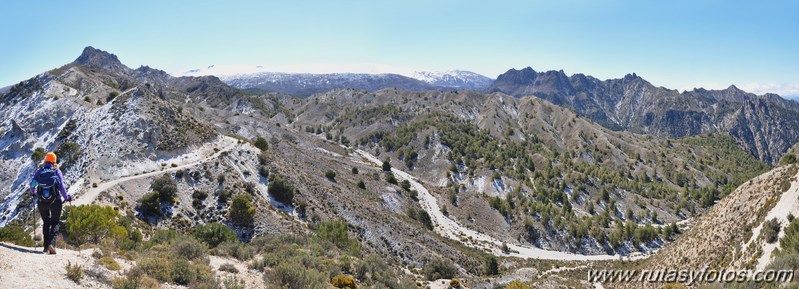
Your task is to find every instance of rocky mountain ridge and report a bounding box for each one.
[489,67,799,164]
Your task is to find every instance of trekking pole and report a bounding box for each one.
[32,198,36,251]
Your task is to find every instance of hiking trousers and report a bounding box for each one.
[38,198,63,249]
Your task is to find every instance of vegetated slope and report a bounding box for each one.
[607,162,799,289]
[489,67,799,164]
[0,47,227,226]
[282,88,770,255]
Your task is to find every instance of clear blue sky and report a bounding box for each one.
[1,0,797,96]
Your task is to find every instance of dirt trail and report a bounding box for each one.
[354,149,647,261]
[73,136,239,206]
[0,242,108,289]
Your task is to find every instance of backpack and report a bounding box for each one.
[36,167,60,205]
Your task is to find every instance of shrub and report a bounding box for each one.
[137,257,172,282]
[31,147,45,163]
[258,166,270,178]
[449,278,461,288]
[781,154,797,166]
[254,137,269,151]
[66,261,84,284]
[108,91,119,101]
[400,180,411,191]
[351,167,359,174]
[506,280,531,289]
[223,276,246,289]
[170,259,198,285]
[483,255,499,275]
[267,259,328,289]
[215,241,255,261]
[332,274,357,289]
[0,225,34,247]
[325,170,337,180]
[171,236,207,260]
[193,223,237,248]
[423,258,457,280]
[112,273,159,289]
[138,192,162,217]
[151,174,178,203]
[764,218,781,244]
[268,175,295,205]
[382,160,391,171]
[315,220,361,255]
[65,205,128,245]
[229,194,256,227]
[385,173,397,184]
[100,256,122,271]
[407,208,433,230]
[357,180,366,189]
[219,263,239,273]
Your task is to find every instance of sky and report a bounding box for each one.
[1,0,797,96]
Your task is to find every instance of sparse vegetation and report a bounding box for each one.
[65,205,128,245]
[764,218,781,243]
[423,257,457,280]
[268,174,295,205]
[229,194,256,227]
[254,136,269,151]
[192,223,237,248]
[66,261,84,284]
[325,170,337,180]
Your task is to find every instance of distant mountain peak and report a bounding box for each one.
[73,46,127,72]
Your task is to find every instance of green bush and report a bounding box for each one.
[31,147,45,163]
[357,180,366,189]
[193,223,237,248]
[315,220,361,255]
[385,173,397,184]
[382,160,391,171]
[0,225,34,247]
[100,256,122,271]
[215,241,255,261]
[151,174,177,203]
[268,175,295,205]
[171,259,198,285]
[781,154,797,166]
[351,167,359,174]
[137,257,172,282]
[254,137,269,151]
[407,208,433,230]
[224,276,246,289]
[111,273,159,289]
[267,259,328,289]
[400,180,411,191]
[66,261,84,284]
[138,192,162,217]
[171,236,207,260]
[258,166,270,178]
[325,170,337,180]
[332,274,357,289]
[764,218,781,244]
[229,194,256,227]
[423,257,457,280]
[483,255,499,275]
[65,205,127,245]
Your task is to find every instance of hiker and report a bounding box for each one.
[29,152,73,254]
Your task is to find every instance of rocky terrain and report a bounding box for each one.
[489,67,799,165]
[1,47,797,289]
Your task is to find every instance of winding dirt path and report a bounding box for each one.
[72,136,239,206]
[354,149,647,261]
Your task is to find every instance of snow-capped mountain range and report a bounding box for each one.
[176,65,494,96]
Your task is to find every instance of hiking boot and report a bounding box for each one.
[46,245,56,255]
[42,247,47,253]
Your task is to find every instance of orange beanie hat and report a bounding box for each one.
[44,152,57,163]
